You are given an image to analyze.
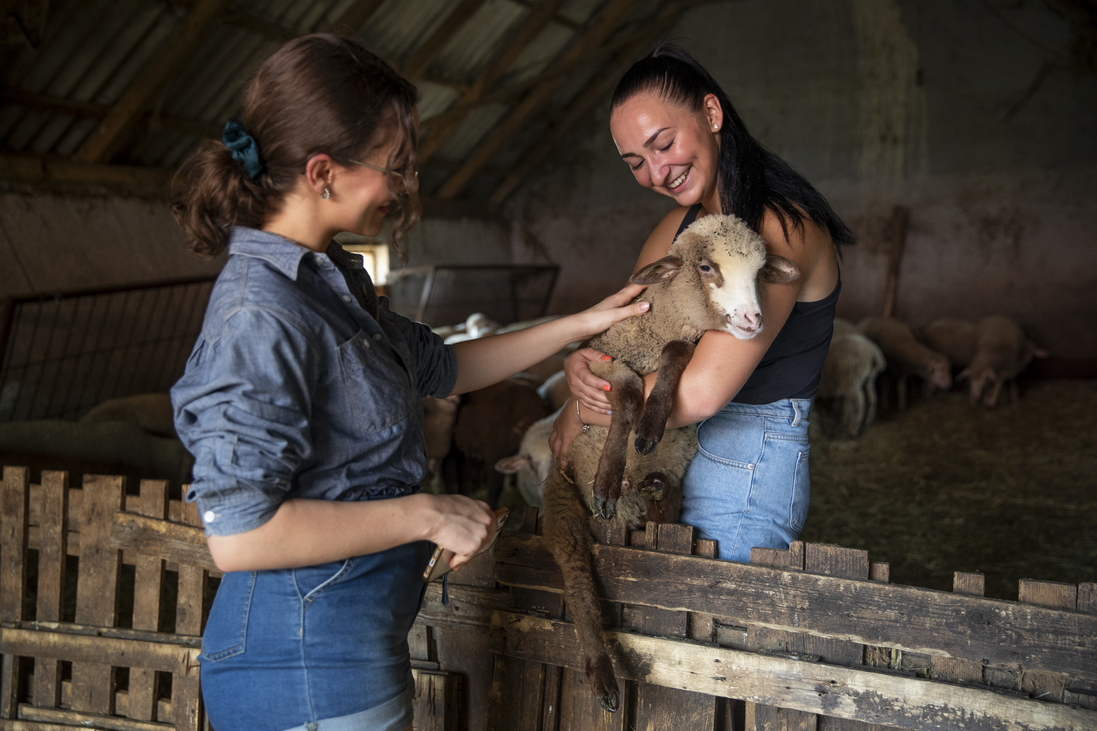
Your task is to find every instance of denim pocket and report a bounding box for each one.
[200,570,256,663]
[294,558,355,603]
[339,330,413,434]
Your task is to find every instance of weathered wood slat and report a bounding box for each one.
[110,511,215,573]
[411,670,459,731]
[493,532,1097,676]
[489,611,1097,731]
[171,502,208,731]
[1,466,30,718]
[14,704,172,730]
[30,472,67,709]
[128,481,169,722]
[1,627,199,674]
[930,572,987,685]
[71,476,125,714]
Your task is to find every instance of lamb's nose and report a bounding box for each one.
[739,311,762,331]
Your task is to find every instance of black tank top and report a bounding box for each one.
[673,205,839,404]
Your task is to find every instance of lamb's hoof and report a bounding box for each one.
[590,493,616,520]
[586,655,620,713]
[639,474,666,502]
[634,433,660,455]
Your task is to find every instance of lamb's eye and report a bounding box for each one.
[699,264,712,273]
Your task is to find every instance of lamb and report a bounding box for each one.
[80,392,177,438]
[960,315,1045,406]
[832,316,857,340]
[920,318,977,369]
[817,333,886,437]
[494,408,561,508]
[858,315,951,410]
[421,394,460,479]
[536,370,571,412]
[543,213,799,712]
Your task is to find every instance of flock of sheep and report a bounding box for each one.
[818,314,1046,438]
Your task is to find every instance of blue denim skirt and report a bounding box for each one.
[199,541,431,731]
[680,398,812,563]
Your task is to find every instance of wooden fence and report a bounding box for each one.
[2,466,1095,730]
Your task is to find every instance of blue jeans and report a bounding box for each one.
[199,541,431,731]
[680,399,812,562]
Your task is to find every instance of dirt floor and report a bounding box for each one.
[803,379,1097,600]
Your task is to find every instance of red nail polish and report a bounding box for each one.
[601,355,612,360]
[602,384,611,391]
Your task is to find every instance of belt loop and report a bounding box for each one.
[790,399,802,427]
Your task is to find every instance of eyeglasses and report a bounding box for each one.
[349,159,419,190]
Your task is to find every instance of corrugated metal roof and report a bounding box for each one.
[1,0,692,203]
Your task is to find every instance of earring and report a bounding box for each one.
[322,187,330,200]
[713,124,719,130]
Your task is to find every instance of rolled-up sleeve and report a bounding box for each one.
[172,307,318,536]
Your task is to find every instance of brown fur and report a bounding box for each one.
[859,316,951,410]
[959,316,1044,406]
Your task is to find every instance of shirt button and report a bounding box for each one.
[373,333,383,341]
[342,295,352,303]
[203,510,217,523]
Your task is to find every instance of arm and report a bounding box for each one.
[449,282,648,395]
[207,492,494,572]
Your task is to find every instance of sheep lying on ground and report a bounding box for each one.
[544,213,799,712]
[859,315,951,411]
[817,333,886,437]
[960,315,1046,406]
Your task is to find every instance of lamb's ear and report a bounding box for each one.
[495,454,529,474]
[761,255,800,284]
[630,255,684,285]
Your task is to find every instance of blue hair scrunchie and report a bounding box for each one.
[222,119,263,181]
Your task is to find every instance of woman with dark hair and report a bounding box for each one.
[552,43,854,563]
[170,33,648,731]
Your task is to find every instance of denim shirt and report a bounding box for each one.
[171,227,457,537]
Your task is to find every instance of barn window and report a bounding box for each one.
[336,233,390,285]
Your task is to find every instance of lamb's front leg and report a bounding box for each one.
[587,360,644,520]
[634,340,695,455]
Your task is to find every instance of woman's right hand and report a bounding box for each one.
[425,494,496,570]
[565,347,613,414]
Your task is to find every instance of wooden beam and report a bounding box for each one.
[418,0,569,163]
[0,154,174,189]
[1,626,200,675]
[400,0,489,81]
[492,532,1097,678]
[328,0,390,35]
[509,0,582,30]
[76,0,230,164]
[436,0,641,199]
[490,3,682,206]
[490,611,1097,731]
[109,511,216,572]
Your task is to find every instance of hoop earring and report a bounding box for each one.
[322,187,330,200]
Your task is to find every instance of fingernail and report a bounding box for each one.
[602,384,611,391]
[601,355,612,361]
[639,302,650,311]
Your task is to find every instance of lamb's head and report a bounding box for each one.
[630,214,800,339]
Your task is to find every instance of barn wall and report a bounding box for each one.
[507,0,1097,359]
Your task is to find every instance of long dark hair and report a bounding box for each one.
[611,44,855,250]
[172,33,421,259]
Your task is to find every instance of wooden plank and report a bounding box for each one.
[492,532,1097,677]
[635,523,715,731]
[2,466,30,718]
[128,481,169,721]
[13,704,172,730]
[171,502,208,731]
[412,670,459,731]
[400,0,488,81]
[71,475,125,715]
[1018,580,1078,704]
[437,0,639,199]
[930,573,985,684]
[1,628,199,674]
[880,206,909,319]
[327,0,388,34]
[486,655,545,731]
[1078,583,1097,614]
[556,667,625,731]
[76,0,231,163]
[31,472,68,708]
[110,512,216,572]
[489,611,1097,731]
[690,538,718,643]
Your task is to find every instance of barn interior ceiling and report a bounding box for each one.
[0,0,729,208]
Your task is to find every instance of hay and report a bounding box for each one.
[804,380,1097,600]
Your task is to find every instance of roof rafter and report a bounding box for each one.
[75,0,231,164]
[418,0,570,164]
[401,0,489,81]
[490,3,684,206]
[436,0,642,199]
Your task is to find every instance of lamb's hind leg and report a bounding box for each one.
[542,469,620,712]
[634,340,695,455]
[588,361,645,520]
